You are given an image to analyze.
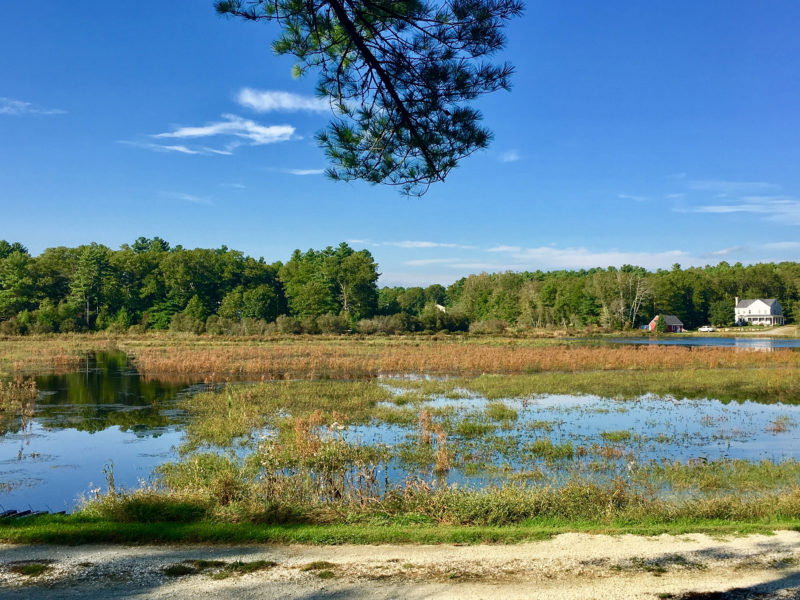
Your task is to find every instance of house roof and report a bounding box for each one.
[653,314,683,326]
[736,298,779,308]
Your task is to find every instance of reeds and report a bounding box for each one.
[115,338,800,380]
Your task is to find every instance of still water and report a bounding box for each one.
[607,336,800,349]
[0,353,191,512]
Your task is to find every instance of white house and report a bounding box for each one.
[735,297,785,326]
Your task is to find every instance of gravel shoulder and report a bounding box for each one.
[2,531,800,599]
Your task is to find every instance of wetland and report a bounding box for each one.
[2,335,800,541]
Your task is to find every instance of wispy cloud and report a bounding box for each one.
[120,141,234,156]
[0,97,65,116]
[688,180,780,193]
[451,245,696,271]
[403,258,461,266]
[287,169,325,176]
[691,196,800,225]
[762,241,800,250]
[236,88,329,113]
[701,246,747,258]
[220,182,246,189]
[498,150,520,163]
[618,193,647,202]
[488,245,521,253]
[351,239,477,249]
[154,114,294,149]
[160,191,213,206]
[387,240,477,249]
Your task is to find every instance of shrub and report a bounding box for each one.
[275,315,302,334]
[317,313,350,334]
[469,318,508,335]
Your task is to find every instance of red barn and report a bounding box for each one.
[648,314,684,333]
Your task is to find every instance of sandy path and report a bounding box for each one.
[2,532,800,599]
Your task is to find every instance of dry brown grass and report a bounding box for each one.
[120,338,800,380]
[0,335,117,375]
[3,334,800,381]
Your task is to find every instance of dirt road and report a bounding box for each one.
[2,531,800,599]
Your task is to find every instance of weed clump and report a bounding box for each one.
[527,439,574,460]
[9,562,52,577]
[485,402,518,422]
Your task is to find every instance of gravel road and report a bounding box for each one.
[2,531,800,599]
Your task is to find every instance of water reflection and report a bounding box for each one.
[605,336,800,349]
[0,352,192,511]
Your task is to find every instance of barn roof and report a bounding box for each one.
[651,314,683,326]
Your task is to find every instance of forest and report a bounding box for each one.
[0,237,798,335]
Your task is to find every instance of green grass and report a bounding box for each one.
[164,563,197,576]
[526,439,574,460]
[485,402,518,422]
[301,560,337,571]
[2,514,800,546]
[8,562,52,577]
[449,369,800,404]
[454,418,495,438]
[601,430,632,443]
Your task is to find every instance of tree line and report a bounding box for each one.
[0,238,798,335]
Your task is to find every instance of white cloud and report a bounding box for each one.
[691,196,800,225]
[618,193,647,202]
[395,246,703,272]
[353,239,478,249]
[665,193,686,199]
[154,114,294,147]
[161,191,212,206]
[120,141,234,156]
[688,180,779,193]
[287,169,325,176]
[701,246,747,258]
[506,246,694,270]
[387,240,477,249]
[221,182,246,189]
[498,150,520,163]
[0,97,65,116]
[762,241,800,250]
[236,88,329,113]
[403,258,462,266]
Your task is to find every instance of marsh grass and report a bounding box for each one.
[526,439,574,461]
[122,337,800,381]
[0,336,115,376]
[9,336,800,543]
[635,459,800,492]
[601,430,632,443]
[456,369,800,404]
[485,402,518,421]
[182,380,394,450]
[454,418,495,438]
[766,416,794,433]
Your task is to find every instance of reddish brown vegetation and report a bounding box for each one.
[123,339,800,380]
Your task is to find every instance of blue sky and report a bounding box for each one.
[2,1,800,286]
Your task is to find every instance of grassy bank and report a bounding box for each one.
[2,514,799,545]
